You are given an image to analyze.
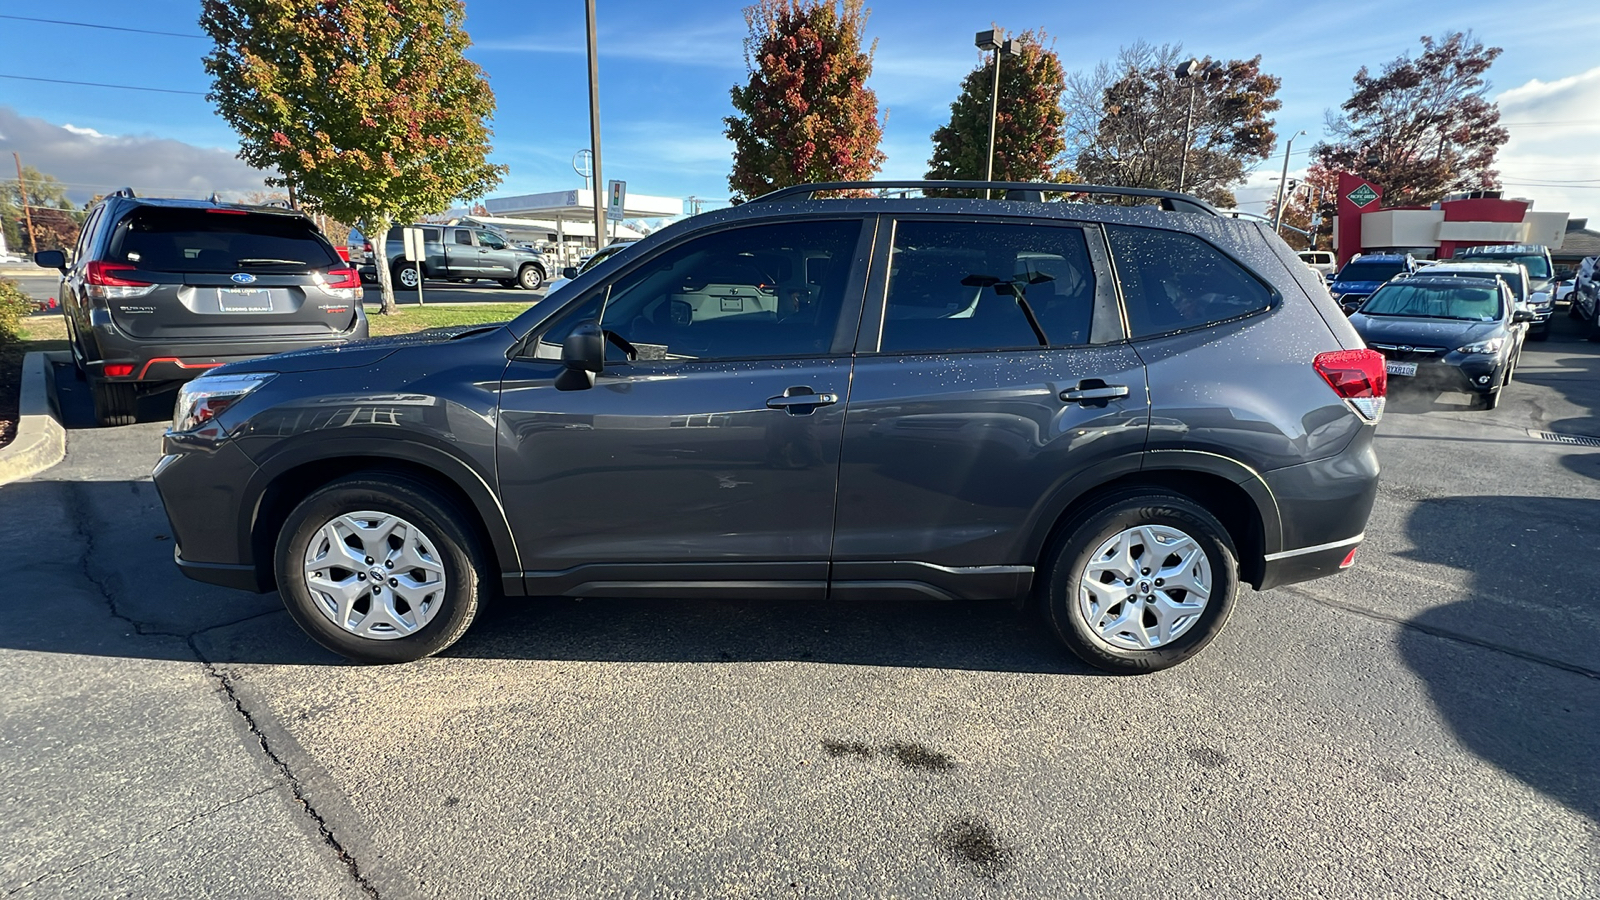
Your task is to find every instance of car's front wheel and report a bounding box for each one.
[275,474,488,663]
[516,265,544,291]
[1041,491,1238,674]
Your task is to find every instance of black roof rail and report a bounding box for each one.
[749,180,1220,217]
[209,192,222,204]
[110,187,136,199]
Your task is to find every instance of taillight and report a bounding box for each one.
[103,363,135,378]
[86,261,152,287]
[325,267,360,290]
[1314,349,1387,421]
[363,242,373,253]
[85,261,157,301]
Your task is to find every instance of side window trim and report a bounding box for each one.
[513,215,875,364]
[855,214,1110,355]
[77,206,105,262]
[1104,224,1281,341]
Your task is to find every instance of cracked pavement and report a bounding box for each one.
[2,318,1597,898]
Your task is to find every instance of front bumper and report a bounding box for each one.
[153,440,271,593]
[1386,355,1507,394]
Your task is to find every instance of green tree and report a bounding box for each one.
[725,0,886,201]
[1314,32,1507,207]
[926,29,1068,186]
[201,0,506,312]
[1063,42,1281,208]
[2,166,76,255]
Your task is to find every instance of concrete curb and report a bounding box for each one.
[0,351,67,485]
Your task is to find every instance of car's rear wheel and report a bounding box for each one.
[393,263,421,290]
[497,278,517,289]
[1041,491,1238,674]
[91,379,137,427]
[275,474,488,663]
[516,265,544,291]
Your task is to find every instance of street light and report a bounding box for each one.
[1174,58,1220,194]
[1272,129,1308,235]
[975,29,1022,199]
[585,0,606,249]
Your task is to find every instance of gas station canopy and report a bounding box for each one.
[485,189,683,221]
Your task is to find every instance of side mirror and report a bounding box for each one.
[554,320,604,391]
[1512,308,1535,323]
[35,249,67,272]
[562,266,579,280]
[1341,299,1363,315]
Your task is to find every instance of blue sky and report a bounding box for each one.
[1,0,1598,219]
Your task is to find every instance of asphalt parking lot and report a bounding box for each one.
[2,313,1597,898]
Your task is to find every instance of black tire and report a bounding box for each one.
[91,379,137,426]
[67,319,88,381]
[274,474,490,663]
[498,278,517,289]
[393,263,421,290]
[1588,310,1600,343]
[1529,327,1548,342]
[1472,385,1502,410]
[1041,490,1239,674]
[516,265,544,291]
[461,277,477,285]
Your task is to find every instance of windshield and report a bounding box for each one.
[1454,251,1550,279]
[1360,282,1502,321]
[1335,261,1406,282]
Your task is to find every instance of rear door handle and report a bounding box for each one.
[1059,380,1129,403]
[766,387,839,414]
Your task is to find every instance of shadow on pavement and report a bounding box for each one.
[1396,494,1600,824]
[51,363,180,428]
[0,476,1098,677]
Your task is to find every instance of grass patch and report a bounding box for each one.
[364,303,530,337]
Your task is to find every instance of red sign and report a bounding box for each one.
[1336,173,1382,267]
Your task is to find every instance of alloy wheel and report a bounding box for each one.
[301,511,447,640]
[1077,524,1213,651]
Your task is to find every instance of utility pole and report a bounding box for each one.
[13,153,37,255]
[1272,130,1307,235]
[585,0,606,250]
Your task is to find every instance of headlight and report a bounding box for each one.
[1330,291,1345,300]
[1531,293,1552,308]
[1457,337,1505,355]
[172,372,276,434]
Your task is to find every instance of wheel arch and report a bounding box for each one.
[242,444,522,595]
[1025,452,1282,591]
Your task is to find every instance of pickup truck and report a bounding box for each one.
[359,224,552,290]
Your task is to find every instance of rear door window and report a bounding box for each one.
[111,208,339,272]
[878,220,1098,352]
[1107,226,1275,338]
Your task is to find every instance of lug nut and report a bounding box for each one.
[1125,578,1134,585]
[365,556,374,565]
[385,560,394,569]
[372,585,381,594]
[389,578,398,587]
[1154,578,1164,586]
[357,573,366,581]
[1141,568,1150,575]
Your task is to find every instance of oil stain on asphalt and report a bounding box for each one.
[935,818,1014,879]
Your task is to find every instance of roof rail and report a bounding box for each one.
[209,192,222,204]
[749,180,1220,216]
[110,187,136,199]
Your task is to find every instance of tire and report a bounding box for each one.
[516,265,544,291]
[1529,326,1548,342]
[1588,310,1600,343]
[393,263,421,290]
[461,278,477,285]
[67,319,88,382]
[91,379,137,427]
[1041,490,1239,674]
[498,279,517,289]
[274,474,490,664]
[1473,385,1502,410]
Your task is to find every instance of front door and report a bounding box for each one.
[497,217,874,598]
[475,229,514,279]
[831,217,1150,600]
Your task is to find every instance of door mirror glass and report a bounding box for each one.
[555,320,605,391]
[1512,308,1534,323]
[562,266,580,280]
[35,249,67,271]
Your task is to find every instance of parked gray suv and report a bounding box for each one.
[152,181,1386,673]
[36,191,368,426]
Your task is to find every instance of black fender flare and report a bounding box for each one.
[1018,449,1284,564]
[237,437,522,579]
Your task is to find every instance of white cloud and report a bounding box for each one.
[0,106,271,204]
[1494,66,1600,220]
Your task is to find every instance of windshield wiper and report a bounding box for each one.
[236,258,308,266]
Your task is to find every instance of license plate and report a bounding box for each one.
[216,288,274,312]
[1385,361,1417,377]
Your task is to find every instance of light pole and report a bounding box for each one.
[1272,129,1307,235]
[975,30,1021,199]
[585,0,606,250]
[1174,59,1219,194]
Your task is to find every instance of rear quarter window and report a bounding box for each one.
[1107,226,1276,338]
[112,208,338,272]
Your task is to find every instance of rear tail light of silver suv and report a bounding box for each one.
[85,260,157,300]
[317,267,363,301]
[1314,349,1388,422]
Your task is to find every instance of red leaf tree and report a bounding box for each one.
[725,0,886,201]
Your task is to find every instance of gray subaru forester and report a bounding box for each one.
[153,181,1385,674]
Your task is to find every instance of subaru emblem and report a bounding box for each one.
[231,272,256,284]
[1399,345,1413,353]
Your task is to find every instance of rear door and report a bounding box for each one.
[101,206,356,340]
[831,216,1149,598]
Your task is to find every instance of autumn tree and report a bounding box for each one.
[1,166,76,254]
[1063,42,1282,207]
[1314,32,1507,207]
[201,0,506,312]
[725,0,886,201]
[926,29,1067,186]
[1265,162,1339,250]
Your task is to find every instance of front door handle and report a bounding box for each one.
[766,386,839,415]
[1059,380,1129,404]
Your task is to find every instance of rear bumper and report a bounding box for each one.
[1259,539,1362,591]
[86,326,369,385]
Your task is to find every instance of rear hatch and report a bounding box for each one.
[103,206,360,340]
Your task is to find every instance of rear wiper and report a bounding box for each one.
[236,258,307,266]
[962,273,1052,346]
